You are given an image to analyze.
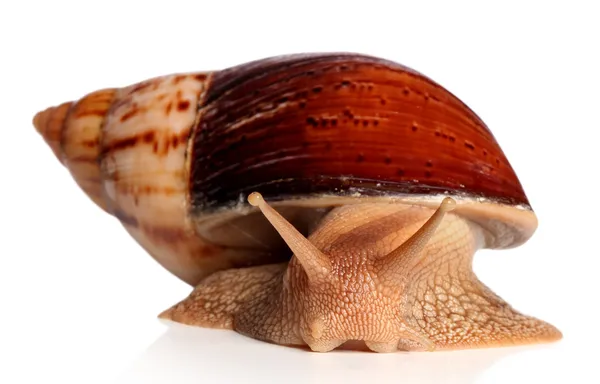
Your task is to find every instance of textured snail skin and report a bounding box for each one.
[160,194,561,352]
[34,52,560,352]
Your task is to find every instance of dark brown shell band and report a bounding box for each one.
[189,53,530,213]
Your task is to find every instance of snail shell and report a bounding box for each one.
[33,53,536,286]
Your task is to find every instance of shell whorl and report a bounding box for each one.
[33,101,73,163]
[33,72,254,285]
[34,89,117,212]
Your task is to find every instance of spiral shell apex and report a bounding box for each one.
[34,89,117,212]
[33,101,73,163]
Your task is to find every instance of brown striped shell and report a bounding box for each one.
[33,52,537,286]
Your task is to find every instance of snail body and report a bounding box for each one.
[34,53,561,352]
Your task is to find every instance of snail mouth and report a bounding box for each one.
[337,340,370,352]
[280,340,370,352]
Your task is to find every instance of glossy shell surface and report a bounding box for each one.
[190,53,528,213]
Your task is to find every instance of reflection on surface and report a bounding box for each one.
[115,322,549,384]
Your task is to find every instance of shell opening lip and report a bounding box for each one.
[227,190,537,252]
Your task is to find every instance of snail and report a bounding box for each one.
[33,52,561,353]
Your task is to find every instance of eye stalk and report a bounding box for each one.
[248,192,457,287]
[374,197,457,285]
[248,192,331,283]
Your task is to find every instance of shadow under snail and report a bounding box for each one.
[33,52,561,353]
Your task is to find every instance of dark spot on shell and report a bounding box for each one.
[464,141,475,150]
[153,142,159,153]
[362,120,369,127]
[425,160,433,167]
[177,100,190,111]
[336,80,352,90]
[380,98,387,105]
[104,137,137,152]
[120,107,139,122]
[71,154,98,163]
[129,82,152,94]
[321,119,328,127]
[412,123,418,132]
[354,119,360,126]
[173,75,187,84]
[312,86,323,94]
[373,120,379,126]
[74,109,108,118]
[194,73,207,81]
[425,171,432,178]
[81,139,98,148]
[165,101,173,115]
[384,156,392,164]
[103,130,155,153]
[111,97,133,111]
[449,136,456,143]
[343,109,354,119]
[142,131,155,143]
[396,169,405,176]
[306,117,318,127]
[434,131,441,137]
[403,87,410,96]
[331,119,338,127]
[356,153,365,163]
[299,100,307,109]
[483,149,488,156]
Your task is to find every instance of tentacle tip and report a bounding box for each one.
[157,308,173,320]
[441,197,456,212]
[248,191,263,207]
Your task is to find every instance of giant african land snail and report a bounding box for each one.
[33,53,561,352]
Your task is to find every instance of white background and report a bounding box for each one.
[1,1,598,383]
